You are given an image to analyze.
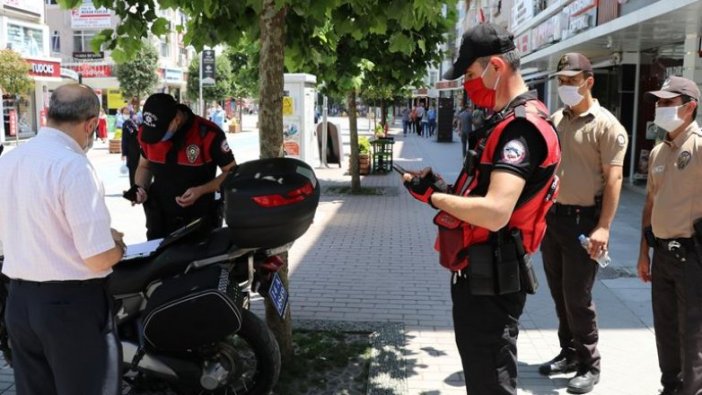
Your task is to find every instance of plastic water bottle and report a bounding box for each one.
[578,234,611,268]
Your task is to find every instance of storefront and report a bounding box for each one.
[510,0,702,185]
[157,67,186,102]
[0,16,61,142]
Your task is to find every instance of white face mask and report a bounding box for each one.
[83,130,94,153]
[654,105,685,132]
[558,84,585,107]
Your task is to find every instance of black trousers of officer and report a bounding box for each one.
[5,279,120,395]
[540,207,601,372]
[651,243,702,395]
[452,273,527,395]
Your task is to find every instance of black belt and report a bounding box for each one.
[654,237,695,261]
[10,278,107,287]
[550,203,597,217]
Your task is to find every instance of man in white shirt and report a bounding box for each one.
[0,84,125,395]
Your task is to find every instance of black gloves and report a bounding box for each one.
[404,168,448,209]
[122,185,141,203]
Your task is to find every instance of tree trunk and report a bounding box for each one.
[258,0,286,159]
[258,0,293,364]
[348,90,361,193]
[380,98,387,128]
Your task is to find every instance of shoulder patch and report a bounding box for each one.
[501,139,527,165]
[616,134,627,147]
[221,140,231,153]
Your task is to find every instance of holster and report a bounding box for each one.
[512,229,538,294]
[466,231,521,296]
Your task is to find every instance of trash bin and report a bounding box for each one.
[371,137,394,173]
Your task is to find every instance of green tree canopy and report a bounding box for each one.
[0,49,34,96]
[114,43,159,105]
[186,53,233,103]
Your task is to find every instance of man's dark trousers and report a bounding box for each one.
[540,208,601,372]
[5,280,120,395]
[452,274,526,395]
[651,245,702,395]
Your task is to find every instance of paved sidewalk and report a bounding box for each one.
[280,122,660,395]
[0,118,661,395]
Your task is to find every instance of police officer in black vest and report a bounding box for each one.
[130,94,237,240]
[400,24,561,395]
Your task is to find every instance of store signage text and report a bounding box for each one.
[27,59,61,78]
[69,64,113,78]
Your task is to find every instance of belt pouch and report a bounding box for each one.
[495,239,521,295]
[467,244,497,295]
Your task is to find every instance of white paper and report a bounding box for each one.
[123,238,163,260]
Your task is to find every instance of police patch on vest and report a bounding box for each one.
[502,140,526,164]
[221,140,231,153]
[186,144,200,163]
[616,134,626,147]
[677,151,691,170]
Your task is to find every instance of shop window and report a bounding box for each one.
[73,30,95,53]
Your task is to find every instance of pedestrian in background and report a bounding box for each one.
[637,76,701,395]
[132,93,237,240]
[402,23,561,395]
[427,104,437,137]
[210,102,226,130]
[457,103,473,158]
[401,105,411,136]
[97,107,108,142]
[538,53,628,394]
[415,101,425,136]
[121,110,140,186]
[0,83,124,395]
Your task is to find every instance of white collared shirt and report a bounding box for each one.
[0,127,114,281]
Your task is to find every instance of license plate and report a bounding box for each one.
[268,272,289,319]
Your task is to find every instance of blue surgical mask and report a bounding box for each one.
[161,130,176,141]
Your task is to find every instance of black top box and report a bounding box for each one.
[221,158,320,248]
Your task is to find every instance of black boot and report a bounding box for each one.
[538,352,578,375]
[567,368,600,394]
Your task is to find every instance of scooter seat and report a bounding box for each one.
[108,228,233,295]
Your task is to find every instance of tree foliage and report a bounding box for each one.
[186,53,233,103]
[225,38,259,100]
[0,49,34,96]
[114,43,159,104]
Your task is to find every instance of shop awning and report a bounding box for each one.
[521,0,702,71]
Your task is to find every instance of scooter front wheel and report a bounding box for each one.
[174,308,281,395]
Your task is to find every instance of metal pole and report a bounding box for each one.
[629,54,642,184]
[321,95,328,167]
[199,50,204,117]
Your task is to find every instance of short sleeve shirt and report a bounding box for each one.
[551,100,628,206]
[648,122,702,238]
[0,128,114,281]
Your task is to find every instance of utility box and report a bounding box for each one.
[283,74,319,167]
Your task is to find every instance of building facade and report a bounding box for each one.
[44,0,192,116]
[0,0,61,142]
[437,0,702,186]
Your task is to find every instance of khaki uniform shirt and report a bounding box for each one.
[648,122,702,239]
[551,100,629,206]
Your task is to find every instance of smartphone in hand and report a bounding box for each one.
[393,164,409,175]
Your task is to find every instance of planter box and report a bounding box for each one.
[349,154,371,175]
[108,139,121,154]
